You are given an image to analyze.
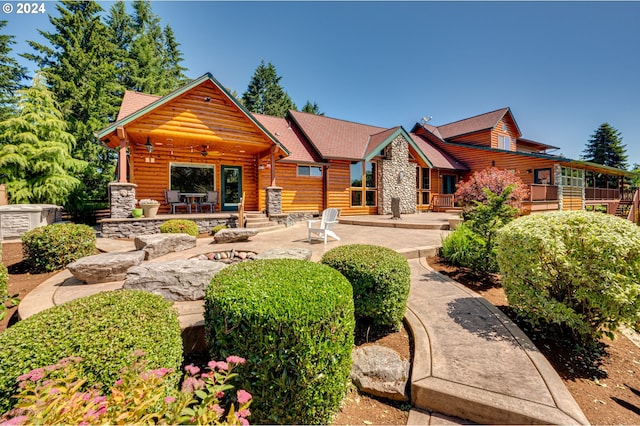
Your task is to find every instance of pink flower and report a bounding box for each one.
[181,376,205,393]
[152,367,174,378]
[211,404,224,416]
[235,412,250,425]
[114,378,123,386]
[184,364,200,376]
[0,415,28,426]
[207,360,228,370]
[216,391,225,398]
[164,396,176,404]
[237,389,252,404]
[238,409,251,418]
[226,355,246,365]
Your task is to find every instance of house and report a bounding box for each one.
[97,73,635,227]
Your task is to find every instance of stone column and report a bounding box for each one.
[266,186,282,216]
[379,135,416,215]
[553,164,563,211]
[109,182,137,218]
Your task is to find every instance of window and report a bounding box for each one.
[498,135,511,150]
[534,168,552,185]
[561,167,584,187]
[170,163,215,192]
[298,165,322,177]
[351,161,377,207]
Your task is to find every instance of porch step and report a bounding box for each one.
[616,201,632,218]
[243,211,273,229]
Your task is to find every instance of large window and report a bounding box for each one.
[350,161,377,207]
[416,167,431,208]
[534,168,552,185]
[298,165,322,177]
[561,167,584,187]
[170,163,215,192]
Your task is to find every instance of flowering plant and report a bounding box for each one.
[139,199,160,206]
[0,353,252,425]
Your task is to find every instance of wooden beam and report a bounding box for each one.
[117,127,128,183]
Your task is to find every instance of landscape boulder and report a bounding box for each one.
[351,345,410,402]
[123,259,228,301]
[67,251,146,284]
[256,248,312,261]
[213,228,258,243]
[134,233,196,260]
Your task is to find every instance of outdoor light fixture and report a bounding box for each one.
[201,145,208,157]
[204,96,211,102]
[145,137,154,153]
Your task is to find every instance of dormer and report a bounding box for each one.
[436,107,522,152]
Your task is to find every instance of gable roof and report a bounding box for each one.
[437,107,522,140]
[116,91,159,121]
[253,114,323,164]
[97,73,288,155]
[409,132,469,171]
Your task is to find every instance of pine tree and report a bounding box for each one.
[106,1,135,91]
[23,0,122,203]
[242,60,296,117]
[0,75,86,205]
[0,20,28,121]
[583,123,628,187]
[162,25,188,90]
[302,100,323,115]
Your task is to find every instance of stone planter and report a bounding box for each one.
[448,218,462,230]
[132,208,143,218]
[141,204,159,218]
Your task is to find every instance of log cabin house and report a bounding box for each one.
[97,72,637,226]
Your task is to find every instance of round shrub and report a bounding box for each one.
[496,211,640,342]
[210,224,227,235]
[0,290,183,412]
[205,259,355,424]
[321,244,410,329]
[159,219,199,237]
[22,223,96,272]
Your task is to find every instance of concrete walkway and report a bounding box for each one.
[17,214,588,425]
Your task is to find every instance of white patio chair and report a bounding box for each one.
[164,189,190,214]
[307,208,341,244]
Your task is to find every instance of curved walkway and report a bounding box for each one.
[18,215,588,425]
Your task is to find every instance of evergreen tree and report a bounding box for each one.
[23,0,121,203]
[162,25,188,89]
[106,1,135,92]
[242,60,296,117]
[301,100,323,115]
[582,123,628,187]
[0,75,86,205]
[0,20,28,121]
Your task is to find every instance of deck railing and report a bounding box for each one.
[585,188,620,200]
[431,194,455,211]
[529,184,558,202]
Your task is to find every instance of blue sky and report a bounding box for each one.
[4,1,640,166]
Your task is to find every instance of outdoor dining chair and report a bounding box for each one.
[199,191,218,213]
[164,189,190,214]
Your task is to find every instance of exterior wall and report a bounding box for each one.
[492,118,519,151]
[324,160,377,215]
[130,145,259,213]
[449,130,491,147]
[378,134,416,214]
[261,162,324,213]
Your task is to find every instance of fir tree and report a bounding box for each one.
[162,25,188,89]
[0,20,28,121]
[301,100,323,115]
[242,60,296,117]
[0,75,86,205]
[106,1,135,92]
[583,123,628,187]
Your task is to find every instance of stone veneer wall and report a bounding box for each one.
[101,217,237,239]
[265,187,282,215]
[378,135,416,215]
[109,182,137,219]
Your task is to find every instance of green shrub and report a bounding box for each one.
[22,223,96,272]
[210,224,227,235]
[496,211,640,342]
[205,259,355,424]
[0,290,183,413]
[321,244,410,329]
[440,223,489,272]
[159,219,199,237]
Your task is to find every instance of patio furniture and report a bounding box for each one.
[180,192,205,213]
[165,190,190,214]
[307,208,341,244]
[198,191,218,213]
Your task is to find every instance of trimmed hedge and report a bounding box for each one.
[22,223,96,272]
[321,244,410,329]
[496,211,640,342]
[0,290,183,412]
[159,219,199,237]
[205,259,355,424]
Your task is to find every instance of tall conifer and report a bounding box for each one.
[0,21,27,121]
[242,60,297,117]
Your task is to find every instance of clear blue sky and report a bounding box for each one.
[5,1,640,167]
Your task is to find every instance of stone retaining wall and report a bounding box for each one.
[101,216,237,238]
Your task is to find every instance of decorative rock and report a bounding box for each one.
[67,251,146,284]
[213,228,258,243]
[134,233,196,260]
[256,248,312,261]
[123,259,228,301]
[351,345,410,402]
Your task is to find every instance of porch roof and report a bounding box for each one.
[96,73,289,157]
[253,114,324,164]
[409,132,468,171]
[437,107,522,140]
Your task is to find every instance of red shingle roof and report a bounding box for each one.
[253,114,323,163]
[437,107,511,139]
[409,133,468,171]
[116,91,160,121]
[364,127,402,159]
[289,110,388,160]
